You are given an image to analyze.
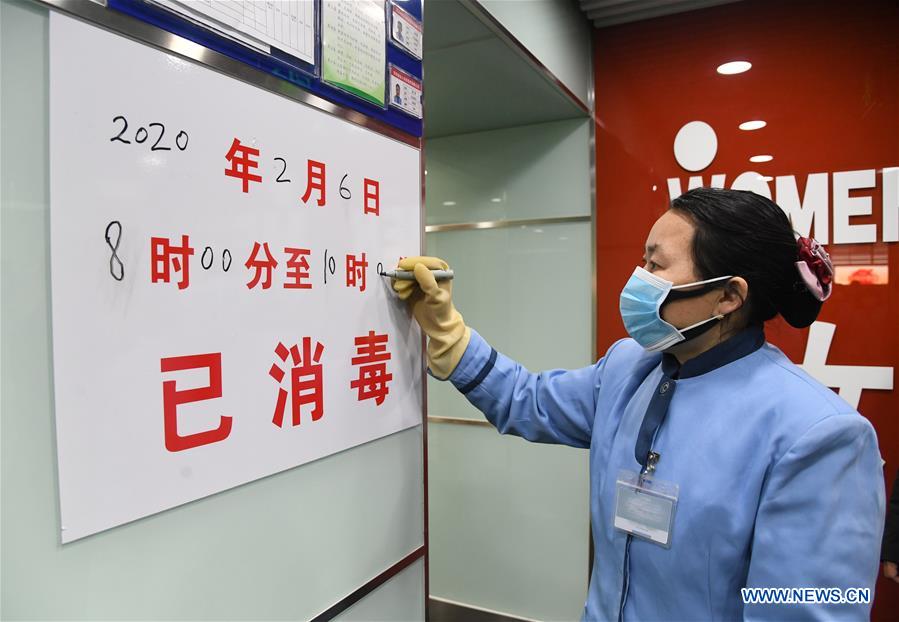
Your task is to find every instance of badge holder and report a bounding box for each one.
[613,464,679,548]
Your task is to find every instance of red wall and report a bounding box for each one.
[594,0,898,617]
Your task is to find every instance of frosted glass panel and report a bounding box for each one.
[426,223,592,420]
[425,221,592,621]
[334,558,425,622]
[426,119,591,224]
[428,424,589,621]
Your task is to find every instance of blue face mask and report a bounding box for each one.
[619,267,733,352]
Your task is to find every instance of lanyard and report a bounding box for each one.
[632,326,766,479]
[634,373,677,479]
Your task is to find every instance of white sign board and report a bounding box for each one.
[322,0,387,106]
[389,65,423,119]
[151,0,316,64]
[390,2,422,60]
[49,14,422,543]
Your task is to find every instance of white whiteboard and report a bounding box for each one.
[49,13,422,543]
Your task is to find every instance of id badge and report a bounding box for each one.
[613,470,679,548]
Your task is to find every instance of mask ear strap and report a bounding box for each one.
[678,314,725,342]
[665,280,729,303]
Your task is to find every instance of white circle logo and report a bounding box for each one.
[673,121,718,172]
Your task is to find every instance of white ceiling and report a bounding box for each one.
[579,0,743,28]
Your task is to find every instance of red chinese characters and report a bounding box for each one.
[245,241,278,289]
[284,247,312,289]
[160,352,231,452]
[159,331,396,452]
[151,235,194,290]
[346,252,368,292]
[363,178,380,216]
[301,159,327,207]
[350,331,393,405]
[224,138,262,193]
[269,337,325,426]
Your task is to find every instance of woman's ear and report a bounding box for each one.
[716,277,749,316]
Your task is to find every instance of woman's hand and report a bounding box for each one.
[392,256,470,380]
[884,561,899,583]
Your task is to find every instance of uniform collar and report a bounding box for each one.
[661,325,765,379]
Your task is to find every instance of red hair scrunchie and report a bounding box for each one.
[795,236,833,302]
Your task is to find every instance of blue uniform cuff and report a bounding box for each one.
[446,329,496,393]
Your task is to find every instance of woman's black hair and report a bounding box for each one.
[670,187,823,328]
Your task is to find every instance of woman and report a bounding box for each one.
[393,187,885,621]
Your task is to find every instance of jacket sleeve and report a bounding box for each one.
[881,467,899,562]
[743,414,886,621]
[442,328,620,448]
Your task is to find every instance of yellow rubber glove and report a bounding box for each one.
[393,256,471,380]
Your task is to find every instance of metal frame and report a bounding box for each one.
[426,215,591,234]
[420,0,430,612]
[428,415,492,428]
[310,546,427,622]
[34,0,428,619]
[587,23,598,587]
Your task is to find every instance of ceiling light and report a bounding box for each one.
[717,61,752,75]
[739,120,766,131]
[442,201,456,206]
[749,155,773,163]
[490,197,502,203]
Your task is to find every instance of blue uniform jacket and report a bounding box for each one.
[445,327,886,621]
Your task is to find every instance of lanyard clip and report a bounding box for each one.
[640,451,661,482]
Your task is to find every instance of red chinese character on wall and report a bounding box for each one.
[160,352,231,452]
[350,331,392,405]
[245,241,278,289]
[346,252,368,292]
[151,235,194,290]
[301,159,326,206]
[363,178,380,216]
[284,247,312,289]
[224,138,262,193]
[269,337,325,426]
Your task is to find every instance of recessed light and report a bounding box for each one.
[442,201,456,206]
[717,61,752,75]
[749,155,773,163]
[739,120,766,131]
[490,197,502,203]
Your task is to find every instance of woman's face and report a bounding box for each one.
[642,210,723,329]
